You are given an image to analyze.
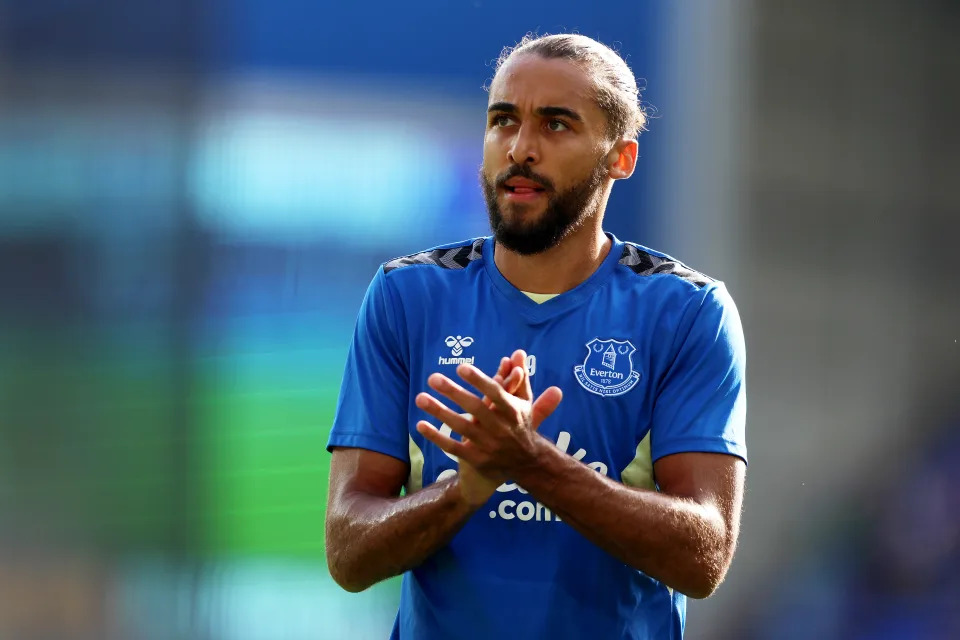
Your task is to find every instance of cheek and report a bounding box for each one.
[553,161,599,192]
[482,131,501,157]
[481,135,505,176]
[573,144,607,176]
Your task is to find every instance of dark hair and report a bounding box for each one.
[492,33,648,140]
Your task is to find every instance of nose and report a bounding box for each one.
[507,123,540,165]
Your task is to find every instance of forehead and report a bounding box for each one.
[488,55,603,120]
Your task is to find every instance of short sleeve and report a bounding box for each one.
[650,283,747,464]
[326,267,410,462]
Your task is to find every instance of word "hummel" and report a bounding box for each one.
[439,335,475,366]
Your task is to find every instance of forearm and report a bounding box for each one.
[326,478,477,592]
[514,441,730,598]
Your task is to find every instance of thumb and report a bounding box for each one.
[530,386,562,430]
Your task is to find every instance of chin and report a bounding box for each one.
[501,200,546,219]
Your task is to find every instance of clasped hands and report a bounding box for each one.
[415,349,563,507]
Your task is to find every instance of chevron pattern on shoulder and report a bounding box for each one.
[383,238,485,273]
[619,243,713,288]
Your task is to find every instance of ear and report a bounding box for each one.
[606,139,639,180]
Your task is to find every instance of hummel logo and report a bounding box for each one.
[438,335,475,366]
[444,335,474,356]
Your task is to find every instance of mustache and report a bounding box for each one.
[493,164,555,191]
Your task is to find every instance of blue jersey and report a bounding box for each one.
[328,234,747,640]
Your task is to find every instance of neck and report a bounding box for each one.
[493,218,612,294]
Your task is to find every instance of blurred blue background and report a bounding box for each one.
[1,1,958,638]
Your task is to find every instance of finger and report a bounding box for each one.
[415,392,482,439]
[483,357,520,408]
[484,374,504,410]
[427,372,489,418]
[456,364,512,413]
[416,421,472,461]
[520,367,533,402]
[510,350,533,402]
[510,350,526,386]
[497,356,513,380]
[530,386,563,430]
[501,366,525,396]
[492,354,524,395]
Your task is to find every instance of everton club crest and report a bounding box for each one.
[574,338,641,397]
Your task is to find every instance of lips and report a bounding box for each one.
[503,177,547,194]
[502,186,546,202]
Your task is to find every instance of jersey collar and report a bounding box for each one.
[482,233,624,323]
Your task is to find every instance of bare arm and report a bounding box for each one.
[326,357,531,592]
[512,447,745,599]
[325,447,479,592]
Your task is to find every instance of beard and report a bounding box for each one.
[480,160,607,256]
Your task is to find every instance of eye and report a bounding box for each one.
[546,119,569,132]
[492,114,517,128]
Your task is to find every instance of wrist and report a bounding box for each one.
[511,433,552,485]
[452,474,494,510]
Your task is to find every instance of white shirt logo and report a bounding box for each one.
[444,335,474,356]
[438,335,475,366]
[574,338,641,397]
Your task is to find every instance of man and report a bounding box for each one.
[325,33,747,639]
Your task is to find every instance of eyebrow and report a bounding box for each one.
[487,102,583,123]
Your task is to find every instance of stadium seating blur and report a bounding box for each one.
[740,418,960,640]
